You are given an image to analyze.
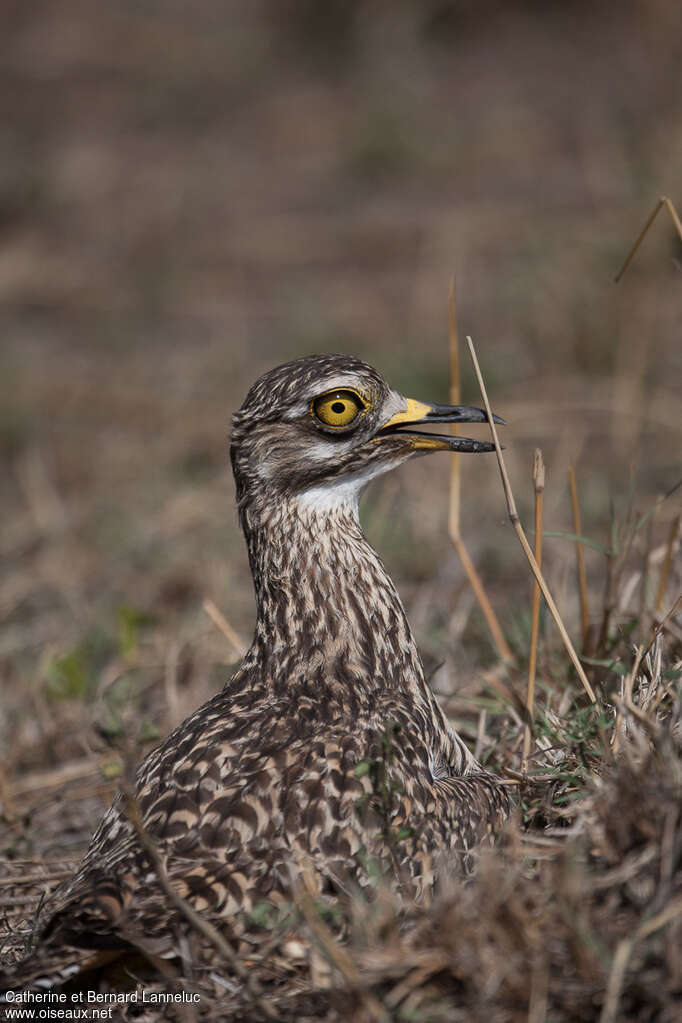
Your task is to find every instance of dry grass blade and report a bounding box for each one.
[654,514,680,614]
[474,706,487,761]
[663,195,682,239]
[638,508,657,643]
[527,952,549,1023]
[7,757,113,798]
[599,935,638,1023]
[614,194,682,282]
[449,538,514,665]
[620,696,661,737]
[599,896,682,1023]
[448,277,461,538]
[0,767,16,821]
[294,869,390,1023]
[447,282,514,665]
[569,466,590,650]
[613,642,648,753]
[0,870,74,888]
[523,449,544,771]
[648,594,682,654]
[465,336,597,703]
[203,597,248,658]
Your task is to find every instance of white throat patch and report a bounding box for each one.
[293,468,382,517]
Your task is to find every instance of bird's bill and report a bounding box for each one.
[377,398,505,453]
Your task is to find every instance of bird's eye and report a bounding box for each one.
[311,389,367,430]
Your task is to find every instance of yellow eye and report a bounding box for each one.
[311,389,366,429]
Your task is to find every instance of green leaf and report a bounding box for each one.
[581,656,626,676]
[138,720,160,742]
[248,901,276,928]
[539,530,609,555]
[634,477,682,534]
[354,761,370,778]
[116,604,155,658]
[45,647,91,701]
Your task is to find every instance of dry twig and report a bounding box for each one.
[447,281,514,665]
[523,450,544,770]
[599,896,682,1023]
[294,868,390,1023]
[614,195,682,282]
[465,336,596,703]
[203,597,248,658]
[654,515,680,614]
[568,466,590,650]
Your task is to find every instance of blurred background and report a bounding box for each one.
[1,1,680,834]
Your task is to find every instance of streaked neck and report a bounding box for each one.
[240,491,425,704]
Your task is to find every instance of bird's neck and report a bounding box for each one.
[238,489,430,711]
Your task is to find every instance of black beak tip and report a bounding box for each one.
[426,404,507,426]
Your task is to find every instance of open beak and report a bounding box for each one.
[377,398,505,453]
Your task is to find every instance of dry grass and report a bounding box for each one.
[522,448,544,770]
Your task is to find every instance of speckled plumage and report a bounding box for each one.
[5,354,511,984]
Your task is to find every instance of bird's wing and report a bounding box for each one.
[7,686,510,983]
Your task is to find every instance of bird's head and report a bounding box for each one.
[230,354,503,514]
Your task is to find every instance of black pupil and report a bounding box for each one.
[331,401,346,414]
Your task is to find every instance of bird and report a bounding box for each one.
[2,353,511,989]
